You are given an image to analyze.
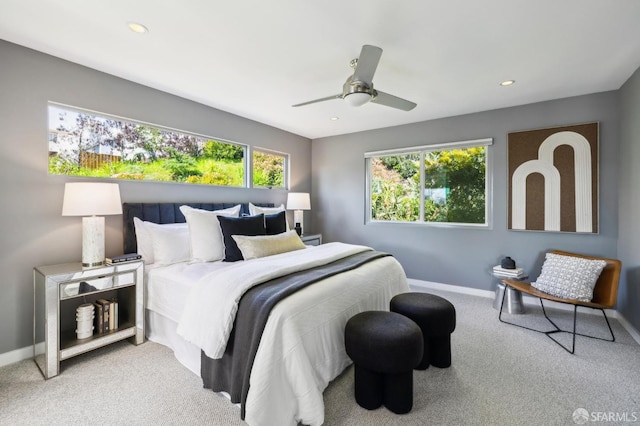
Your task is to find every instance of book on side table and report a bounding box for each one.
[492,265,525,278]
[106,253,142,264]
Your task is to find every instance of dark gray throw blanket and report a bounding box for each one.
[200,250,391,419]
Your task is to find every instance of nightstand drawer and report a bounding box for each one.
[59,272,136,300]
[60,276,114,299]
[115,272,135,287]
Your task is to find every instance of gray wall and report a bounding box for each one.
[2,36,638,357]
[312,92,622,302]
[0,40,311,355]
[618,66,640,330]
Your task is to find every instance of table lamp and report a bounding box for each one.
[62,182,123,267]
[286,192,311,236]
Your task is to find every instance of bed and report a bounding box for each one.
[123,202,409,426]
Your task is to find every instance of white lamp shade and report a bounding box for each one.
[62,182,122,267]
[286,192,311,210]
[62,182,123,216]
[287,192,310,236]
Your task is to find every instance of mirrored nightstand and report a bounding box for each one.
[300,234,322,246]
[33,260,144,379]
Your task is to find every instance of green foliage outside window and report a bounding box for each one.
[203,141,244,161]
[253,150,285,188]
[48,104,287,188]
[371,155,420,221]
[370,146,487,224]
[423,147,486,223]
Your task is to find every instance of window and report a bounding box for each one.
[366,138,492,227]
[48,103,247,187]
[252,148,288,189]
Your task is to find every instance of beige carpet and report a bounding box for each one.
[1,289,639,425]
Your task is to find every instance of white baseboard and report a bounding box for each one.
[407,278,640,346]
[0,343,43,368]
[408,278,495,299]
[613,312,640,345]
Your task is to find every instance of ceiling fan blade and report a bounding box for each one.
[292,94,343,107]
[371,90,417,111]
[352,45,383,85]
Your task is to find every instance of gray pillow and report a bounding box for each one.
[532,253,607,302]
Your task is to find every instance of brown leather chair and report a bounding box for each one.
[499,250,621,354]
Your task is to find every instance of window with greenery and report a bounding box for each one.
[367,138,492,227]
[48,103,249,186]
[252,149,287,189]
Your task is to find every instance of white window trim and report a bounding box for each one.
[250,146,290,190]
[365,137,493,229]
[364,138,493,158]
[47,101,270,189]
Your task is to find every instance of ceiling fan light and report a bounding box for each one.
[344,92,371,107]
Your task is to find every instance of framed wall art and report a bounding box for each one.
[507,122,598,233]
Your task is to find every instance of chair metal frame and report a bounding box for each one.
[497,250,620,354]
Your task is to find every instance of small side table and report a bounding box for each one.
[34,260,145,379]
[492,273,527,314]
[301,234,322,246]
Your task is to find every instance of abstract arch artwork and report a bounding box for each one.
[508,123,598,233]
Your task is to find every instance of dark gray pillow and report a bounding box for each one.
[265,211,287,235]
[218,214,266,262]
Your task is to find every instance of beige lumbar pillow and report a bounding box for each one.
[232,230,306,260]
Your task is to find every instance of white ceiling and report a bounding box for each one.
[2,0,640,140]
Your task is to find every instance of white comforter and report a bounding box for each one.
[177,242,372,358]
[173,242,409,425]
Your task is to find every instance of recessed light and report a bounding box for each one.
[330,117,339,121]
[127,22,149,34]
[500,80,515,86]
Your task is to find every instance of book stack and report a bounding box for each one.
[492,265,525,279]
[94,298,118,334]
[106,253,142,265]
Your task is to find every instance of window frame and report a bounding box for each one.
[365,138,493,229]
[48,102,259,188]
[250,146,290,189]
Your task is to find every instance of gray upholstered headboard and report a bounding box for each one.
[122,202,275,254]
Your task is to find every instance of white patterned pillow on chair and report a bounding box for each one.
[532,253,607,302]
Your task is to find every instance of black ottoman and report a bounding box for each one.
[344,311,423,414]
[390,292,456,369]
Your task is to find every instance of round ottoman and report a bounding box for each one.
[344,311,423,414]
[390,292,456,369]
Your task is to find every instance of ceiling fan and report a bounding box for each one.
[292,45,417,111]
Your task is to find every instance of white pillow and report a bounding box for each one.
[249,202,285,215]
[232,230,306,260]
[133,217,188,265]
[532,253,607,302]
[148,223,191,266]
[249,203,289,230]
[180,205,241,262]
